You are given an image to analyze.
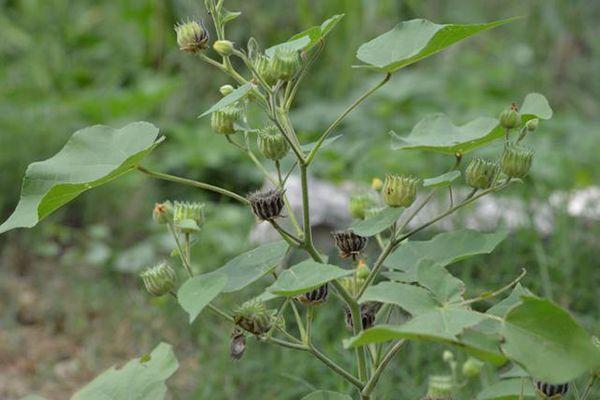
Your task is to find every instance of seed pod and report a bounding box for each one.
[534,381,569,399]
[229,328,246,361]
[233,298,273,336]
[253,54,277,86]
[173,201,205,233]
[349,194,377,220]
[271,48,301,81]
[425,375,453,400]
[257,126,289,161]
[331,230,368,259]
[382,174,420,208]
[461,357,484,378]
[465,158,499,189]
[345,302,380,331]
[501,144,534,178]
[153,201,174,224]
[296,284,329,305]
[499,102,521,129]
[526,118,539,132]
[213,40,234,57]
[211,105,242,135]
[247,188,285,221]
[139,262,176,297]
[174,20,209,54]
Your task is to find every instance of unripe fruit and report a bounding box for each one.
[211,105,242,135]
[534,380,569,399]
[425,375,453,400]
[233,298,273,336]
[501,144,534,178]
[296,284,329,305]
[461,357,484,378]
[331,230,368,259]
[271,48,301,81]
[174,20,209,54]
[253,54,277,86]
[213,40,234,57]
[247,188,285,221]
[442,350,455,363]
[229,328,246,361]
[371,177,383,191]
[499,102,521,129]
[465,158,498,189]
[173,201,205,233]
[140,262,176,297]
[526,118,539,132]
[257,126,289,161]
[382,174,419,208]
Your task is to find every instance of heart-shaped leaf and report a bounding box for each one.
[0,122,161,234]
[177,274,228,323]
[351,207,404,237]
[300,390,352,400]
[356,18,519,73]
[476,378,536,400]
[267,260,351,296]
[423,170,461,187]
[359,281,438,315]
[198,83,253,118]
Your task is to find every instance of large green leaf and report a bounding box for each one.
[204,241,288,293]
[71,342,178,400]
[476,378,536,400]
[267,260,351,296]
[350,207,404,237]
[459,326,506,365]
[356,18,519,73]
[177,274,228,323]
[300,390,352,400]
[267,14,345,56]
[385,229,508,272]
[391,93,552,154]
[417,262,465,304]
[198,83,252,118]
[486,284,532,317]
[423,170,461,187]
[501,296,600,383]
[359,281,438,315]
[0,122,161,234]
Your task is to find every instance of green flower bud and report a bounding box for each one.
[174,20,209,54]
[140,262,176,297]
[371,177,383,191]
[153,201,174,224]
[296,284,329,305]
[499,102,521,129]
[442,350,455,363]
[349,194,377,220]
[211,105,242,135]
[332,230,368,260]
[382,174,419,208]
[271,48,301,81]
[253,54,277,86]
[534,381,569,399]
[425,375,453,400]
[219,84,234,96]
[465,158,499,189]
[501,144,534,178]
[233,298,273,336]
[213,40,234,57]
[526,118,539,132]
[247,188,285,221]
[173,201,205,233]
[461,357,484,378]
[355,260,371,281]
[257,126,289,161]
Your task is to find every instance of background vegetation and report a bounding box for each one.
[0,0,598,398]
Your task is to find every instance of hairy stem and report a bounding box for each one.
[362,340,406,397]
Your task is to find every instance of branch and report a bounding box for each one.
[460,268,527,306]
[362,340,406,396]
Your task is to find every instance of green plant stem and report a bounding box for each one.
[269,219,302,246]
[305,306,314,344]
[137,166,249,205]
[362,340,406,397]
[306,73,391,165]
[460,268,527,306]
[308,344,364,390]
[166,222,194,278]
[291,301,307,341]
[284,40,324,110]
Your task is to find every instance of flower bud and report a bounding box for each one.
[253,54,277,86]
[332,230,368,259]
[442,350,455,363]
[233,298,273,336]
[526,118,539,132]
[465,158,499,189]
[271,48,301,81]
[257,126,289,161]
[499,102,521,129]
[425,375,453,400]
[140,262,176,297]
[296,284,329,305]
[349,194,377,220]
[371,177,383,191]
[174,20,209,54]
[534,381,569,399]
[247,188,285,221]
[501,144,534,178]
[211,104,243,135]
[461,357,484,378]
[173,201,205,233]
[219,84,234,96]
[355,260,370,281]
[213,40,234,57]
[153,201,174,224]
[229,328,246,361]
[345,302,380,331]
[382,174,419,208]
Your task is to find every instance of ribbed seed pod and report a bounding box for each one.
[229,328,246,361]
[257,126,289,161]
[345,303,380,331]
[534,381,569,399]
[296,284,329,305]
[247,189,285,221]
[501,144,534,178]
[465,158,499,189]
[271,48,301,81]
[253,54,277,85]
[233,299,273,336]
[332,230,368,259]
[173,201,205,233]
[174,20,209,54]
[382,174,420,208]
[211,105,242,135]
[139,262,176,297]
[424,375,453,400]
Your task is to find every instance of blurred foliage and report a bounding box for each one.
[0,0,599,399]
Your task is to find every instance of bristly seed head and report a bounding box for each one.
[247,188,285,221]
[174,20,209,54]
[534,380,569,399]
[296,284,329,305]
[331,230,368,259]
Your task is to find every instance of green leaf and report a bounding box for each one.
[267,260,351,296]
[351,207,404,237]
[459,326,506,365]
[385,229,508,272]
[423,170,461,187]
[204,241,288,293]
[0,122,161,234]
[344,307,486,348]
[356,18,519,73]
[300,390,352,400]
[487,284,532,317]
[300,134,342,152]
[71,342,178,400]
[417,262,465,304]
[198,83,252,118]
[359,281,438,315]
[500,364,530,379]
[501,296,600,383]
[476,378,536,400]
[265,36,311,57]
[177,274,228,323]
[391,93,551,154]
[221,9,241,24]
[268,14,345,56]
